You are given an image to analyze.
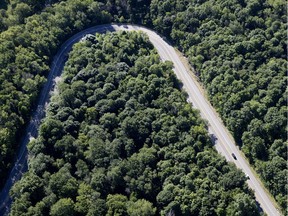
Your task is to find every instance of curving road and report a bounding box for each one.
[0,24,280,216]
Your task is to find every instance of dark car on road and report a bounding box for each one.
[232,153,237,160]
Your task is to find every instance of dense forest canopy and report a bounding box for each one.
[0,0,111,188]
[0,0,286,212]
[10,31,259,216]
[148,0,287,208]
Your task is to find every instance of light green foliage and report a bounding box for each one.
[227,193,259,216]
[50,198,76,216]
[106,194,128,216]
[127,199,156,216]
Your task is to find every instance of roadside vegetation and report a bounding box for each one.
[0,0,111,188]
[148,0,287,208]
[10,31,259,216]
[0,0,286,212]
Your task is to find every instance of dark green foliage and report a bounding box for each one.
[10,32,258,215]
[0,1,7,9]
[149,0,287,209]
[2,0,286,213]
[0,0,65,31]
[0,0,111,188]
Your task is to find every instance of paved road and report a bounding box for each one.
[130,26,281,216]
[0,24,280,216]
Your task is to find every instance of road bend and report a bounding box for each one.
[0,24,281,216]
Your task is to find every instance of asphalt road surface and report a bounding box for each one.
[0,24,281,216]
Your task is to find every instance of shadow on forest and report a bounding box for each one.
[0,0,7,9]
